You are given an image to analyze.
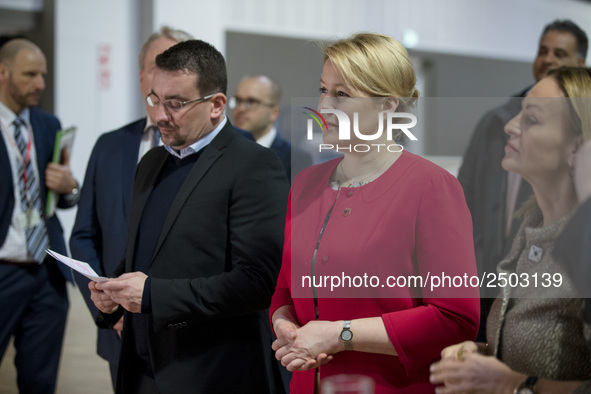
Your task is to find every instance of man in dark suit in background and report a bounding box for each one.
[69,26,193,388]
[231,75,312,182]
[457,19,587,341]
[89,40,288,394]
[0,39,79,393]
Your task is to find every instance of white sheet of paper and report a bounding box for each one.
[45,249,108,283]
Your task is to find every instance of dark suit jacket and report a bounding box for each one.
[112,121,289,394]
[70,119,255,366]
[270,133,313,183]
[0,107,73,281]
[70,118,146,363]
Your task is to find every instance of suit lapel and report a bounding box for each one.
[30,110,50,205]
[270,134,283,152]
[151,123,235,261]
[0,130,12,193]
[0,131,14,240]
[121,119,146,220]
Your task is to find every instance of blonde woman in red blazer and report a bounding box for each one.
[270,33,479,394]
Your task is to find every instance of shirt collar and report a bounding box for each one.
[256,126,277,149]
[0,101,31,130]
[165,116,227,159]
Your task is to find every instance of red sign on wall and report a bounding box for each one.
[98,44,111,91]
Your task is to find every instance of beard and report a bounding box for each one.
[157,122,185,148]
[8,81,41,111]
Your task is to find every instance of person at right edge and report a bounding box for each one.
[457,19,588,341]
[270,33,479,393]
[430,67,591,394]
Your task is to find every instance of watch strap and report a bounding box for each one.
[341,320,353,351]
[514,376,538,394]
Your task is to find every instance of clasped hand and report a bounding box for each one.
[272,319,337,371]
[88,272,147,314]
[430,341,523,394]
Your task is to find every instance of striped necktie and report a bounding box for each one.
[13,117,49,263]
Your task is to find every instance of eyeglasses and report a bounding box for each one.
[228,96,275,111]
[146,91,219,112]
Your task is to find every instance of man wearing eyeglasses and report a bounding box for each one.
[69,26,193,389]
[88,40,289,394]
[231,75,312,182]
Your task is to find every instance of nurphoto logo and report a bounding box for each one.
[303,107,418,152]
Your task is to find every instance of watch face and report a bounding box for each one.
[517,388,534,394]
[341,330,353,341]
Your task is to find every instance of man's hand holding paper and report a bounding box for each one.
[88,281,120,314]
[93,272,147,314]
[45,249,107,282]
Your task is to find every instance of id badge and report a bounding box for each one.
[17,209,42,229]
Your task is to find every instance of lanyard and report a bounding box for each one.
[0,117,35,205]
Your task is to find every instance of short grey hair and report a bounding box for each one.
[138,26,193,70]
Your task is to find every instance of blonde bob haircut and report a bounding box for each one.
[321,32,419,111]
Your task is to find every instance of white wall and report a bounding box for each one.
[54,0,140,237]
[156,0,590,62]
[152,0,226,54]
[52,0,591,240]
[0,0,42,11]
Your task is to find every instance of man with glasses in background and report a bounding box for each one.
[88,40,288,394]
[231,75,312,182]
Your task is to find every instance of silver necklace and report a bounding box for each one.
[338,159,390,188]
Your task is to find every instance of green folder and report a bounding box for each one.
[46,126,77,216]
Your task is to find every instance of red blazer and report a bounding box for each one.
[271,151,480,393]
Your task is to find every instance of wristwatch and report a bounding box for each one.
[514,376,538,394]
[340,320,353,351]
